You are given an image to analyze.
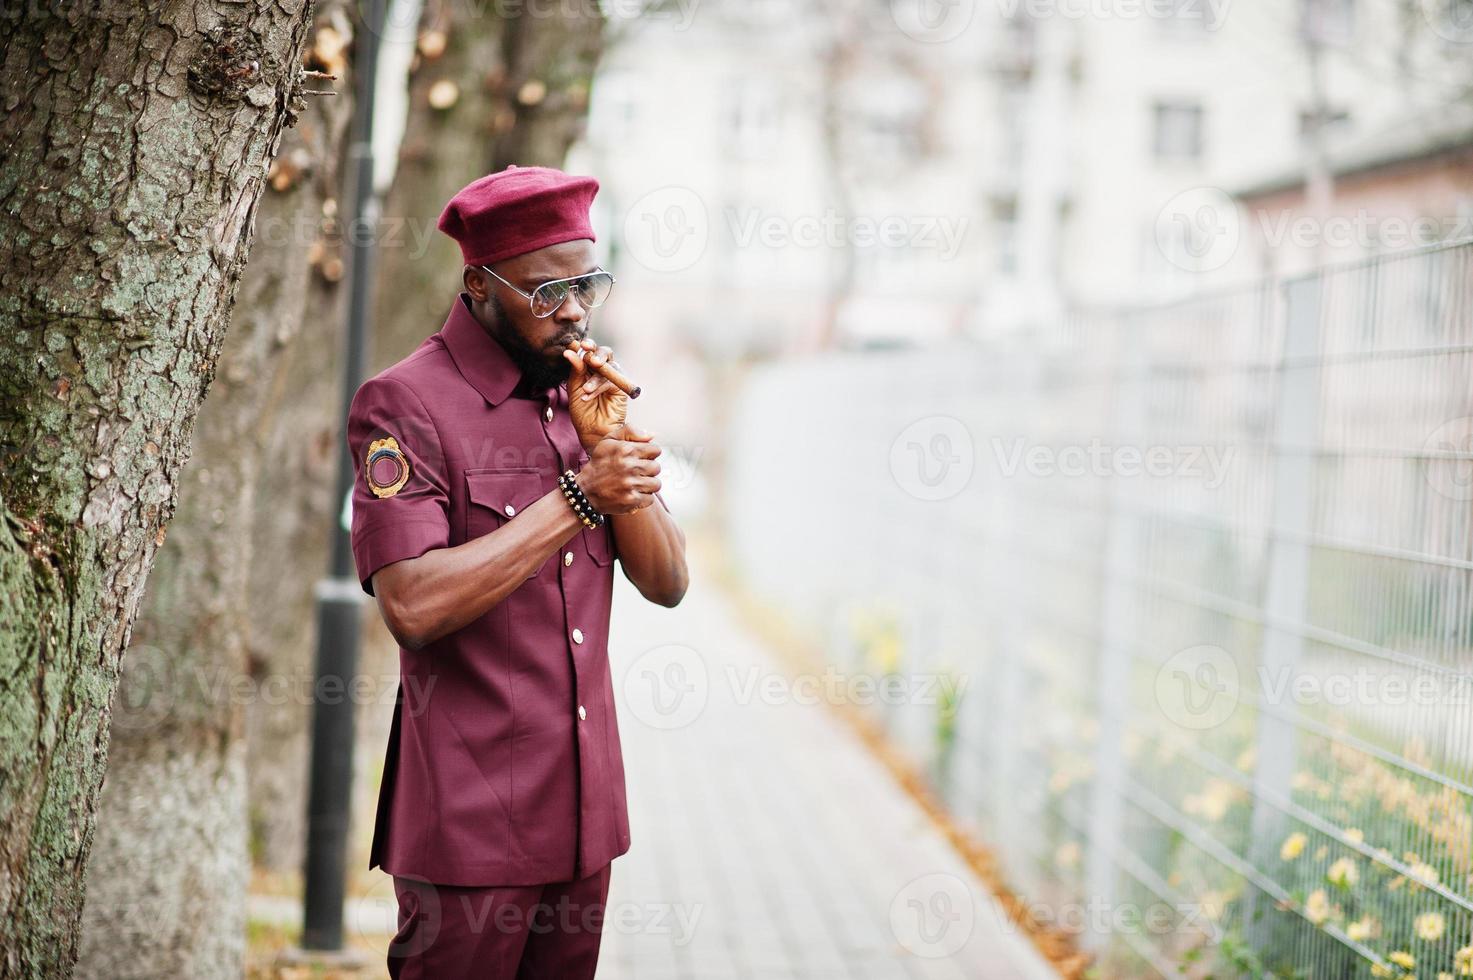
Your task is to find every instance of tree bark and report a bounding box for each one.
[74,8,355,977]
[0,3,312,976]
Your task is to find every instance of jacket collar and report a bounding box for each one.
[441,292,545,407]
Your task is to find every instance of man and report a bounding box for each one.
[346,164,689,978]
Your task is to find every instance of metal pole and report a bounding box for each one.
[301,0,384,951]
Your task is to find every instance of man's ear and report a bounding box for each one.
[464,265,489,301]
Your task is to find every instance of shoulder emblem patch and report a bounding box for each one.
[366,436,411,498]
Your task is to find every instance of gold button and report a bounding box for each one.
[564,551,574,566]
[572,628,584,644]
[504,503,516,517]
[577,705,587,721]
[545,406,554,422]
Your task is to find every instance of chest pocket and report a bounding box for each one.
[573,449,614,566]
[579,521,613,566]
[466,468,551,579]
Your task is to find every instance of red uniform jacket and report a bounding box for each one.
[347,292,662,885]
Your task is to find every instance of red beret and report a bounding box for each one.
[437,164,599,266]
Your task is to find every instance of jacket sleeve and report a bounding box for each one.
[346,376,451,596]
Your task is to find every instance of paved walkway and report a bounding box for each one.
[596,563,1057,980]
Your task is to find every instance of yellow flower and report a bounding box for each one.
[1305,889,1331,925]
[1347,916,1374,942]
[870,632,901,674]
[1198,889,1230,922]
[1328,857,1359,888]
[1345,828,1365,844]
[1456,944,1473,974]
[1390,950,1416,970]
[1281,832,1308,861]
[1372,965,1391,978]
[1440,973,1455,980]
[1410,862,1441,887]
[1184,778,1237,822]
[1415,912,1446,942]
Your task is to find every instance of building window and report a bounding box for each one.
[725,82,781,158]
[1300,0,1354,43]
[848,74,927,167]
[996,78,1028,177]
[992,197,1018,276]
[994,13,1036,73]
[1297,105,1351,141]
[1152,101,1205,163]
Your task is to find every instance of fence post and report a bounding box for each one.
[1084,313,1145,951]
[1244,273,1323,938]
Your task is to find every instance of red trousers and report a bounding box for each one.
[387,863,613,979]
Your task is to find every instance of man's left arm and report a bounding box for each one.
[564,344,688,606]
[610,482,687,607]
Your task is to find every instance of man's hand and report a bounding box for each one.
[563,338,629,451]
[574,423,661,515]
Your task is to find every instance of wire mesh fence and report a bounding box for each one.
[722,240,1473,978]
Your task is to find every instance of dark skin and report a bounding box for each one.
[372,239,689,652]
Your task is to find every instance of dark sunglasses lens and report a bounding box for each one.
[574,272,614,308]
[532,273,613,315]
[531,281,569,316]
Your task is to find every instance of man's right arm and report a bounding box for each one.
[372,486,586,651]
[347,377,662,651]
[374,434,662,650]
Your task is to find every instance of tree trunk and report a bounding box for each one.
[74,8,355,977]
[0,3,312,976]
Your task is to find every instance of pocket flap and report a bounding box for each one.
[466,469,545,520]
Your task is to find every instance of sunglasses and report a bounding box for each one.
[480,264,617,318]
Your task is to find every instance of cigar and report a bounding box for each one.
[568,343,642,399]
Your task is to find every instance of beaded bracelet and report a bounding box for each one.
[557,468,605,528]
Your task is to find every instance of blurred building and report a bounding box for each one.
[570,0,989,357]
[1236,105,1473,277]
[569,0,1473,350]
[1002,0,1473,315]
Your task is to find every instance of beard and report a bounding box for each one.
[487,294,572,391]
